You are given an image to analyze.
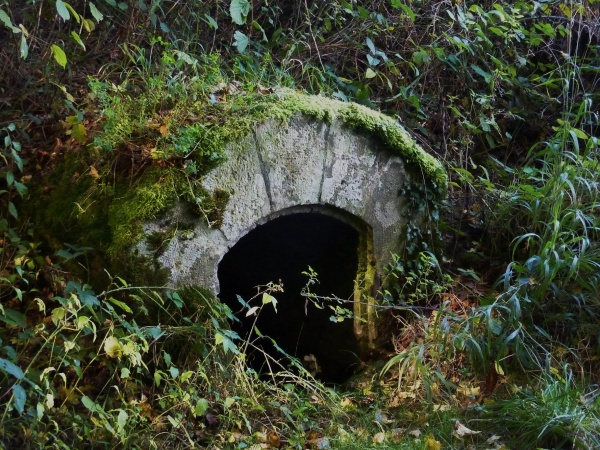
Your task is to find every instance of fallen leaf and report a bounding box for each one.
[391,428,405,443]
[433,404,451,412]
[374,410,392,424]
[453,421,481,439]
[408,429,421,438]
[457,384,480,398]
[159,124,168,136]
[267,430,281,448]
[372,432,386,444]
[89,166,100,179]
[486,435,501,444]
[425,434,442,450]
[314,437,330,449]
[340,397,354,408]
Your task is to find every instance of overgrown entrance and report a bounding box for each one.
[217,212,361,383]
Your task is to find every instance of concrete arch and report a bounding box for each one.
[141,113,433,350]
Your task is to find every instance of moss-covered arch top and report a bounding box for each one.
[36,90,446,300]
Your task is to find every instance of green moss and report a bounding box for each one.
[202,188,230,228]
[214,90,447,194]
[107,167,184,255]
[34,79,447,286]
[146,228,176,256]
[264,91,448,194]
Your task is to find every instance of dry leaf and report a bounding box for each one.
[89,166,100,179]
[374,410,392,424]
[372,432,386,444]
[340,397,354,408]
[159,124,168,136]
[457,384,480,398]
[314,437,330,449]
[408,429,422,438]
[453,421,481,439]
[391,428,405,443]
[267,430,281,448]
[486,435,501,444]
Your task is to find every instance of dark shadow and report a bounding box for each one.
[217,212,360,383]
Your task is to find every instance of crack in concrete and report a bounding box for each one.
[253,130,274,213]
[318,122,331,203]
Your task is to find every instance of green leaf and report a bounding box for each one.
[107,297,132,313]
[0,308,27,328]
[365,67,377,79]
[203,14,218,29]
[104,336,123,358]
[6,171,14,186]
[366,54,380,66]
[64,3,80,23]
[195,398,209,417]
[571,127,588,140]
[0,358,24,379]
[233,30,249,53]
[71,123,87,143]
[215,332,238,354]
[471,64,492,83]
[224,396,235,409]
[0,9,20,33]
[71,31,85,50]
[412,50,430,65]
[229,0,250,25]
[12,385,26,414]
[51,44,67,68]
[8,201,17,219]
[390,1,415,22]
[81,395,97,412]
[169,366,179,379]
[262,293,278,312]
[83,18,95,32]
[89,2,104,22]
[117,409,128,432]
[55,0,70,21]
[154,370,163,387]
[180,371,194,383]
[19,35,28,59]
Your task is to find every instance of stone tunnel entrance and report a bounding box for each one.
[139,110,445,371]
[217,211,362,383]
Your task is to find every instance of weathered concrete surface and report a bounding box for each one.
[145,115,409,286]
[140,113,429,350]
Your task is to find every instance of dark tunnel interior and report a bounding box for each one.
[217,212,361,384]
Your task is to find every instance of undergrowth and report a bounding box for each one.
[1,0,599,448]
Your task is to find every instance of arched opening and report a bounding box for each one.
[217,211,362,383]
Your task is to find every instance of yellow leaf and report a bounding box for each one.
[104,336,123,358]
[71,123,87,143]
[425,434,441,450]
[159,124,168,136]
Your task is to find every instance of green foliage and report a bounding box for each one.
[383,252,451,307]
[1,124,26,221]
[1,0,600,447]
[474,367,600,449]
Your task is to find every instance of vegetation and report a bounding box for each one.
[1,0,599,449]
